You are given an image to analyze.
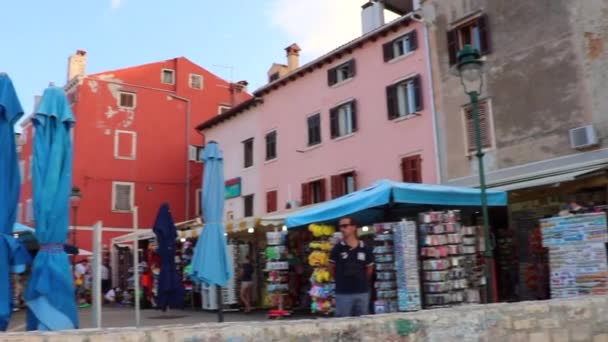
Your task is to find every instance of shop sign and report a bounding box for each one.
[225,177,241,199]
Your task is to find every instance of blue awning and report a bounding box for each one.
[284,179,507,228]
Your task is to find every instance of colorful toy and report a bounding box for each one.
[308,251,329,266]
[308,224,336,238]
[312,268,331,283]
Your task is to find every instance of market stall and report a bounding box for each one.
[284,179,508,313]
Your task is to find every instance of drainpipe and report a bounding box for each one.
[169,94,192,221]
[417,15,443,184]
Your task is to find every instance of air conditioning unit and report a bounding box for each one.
[569,125,599,150]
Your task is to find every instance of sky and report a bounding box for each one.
[1,0,398,123]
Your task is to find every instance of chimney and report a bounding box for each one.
[33,95,41,112]
[67,49,87,83]
[361,1,385,35]
[285,44,301,72]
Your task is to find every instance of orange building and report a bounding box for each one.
[18,50,250,251]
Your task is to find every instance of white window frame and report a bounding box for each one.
[112,181,135,212]
[217,105,231,115]
[113,130,137,160]
[26,199,33,223]
[19,160,24,184]
[189,145,204,162]
[395,79,417,117]
[161,69,175,85]
[337,102,354,137]
[118,91,136,109]
[189,74,203,90]
[195,188,202,216]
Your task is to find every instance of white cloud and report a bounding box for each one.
[111,0,122,10]
[268,0,399,58]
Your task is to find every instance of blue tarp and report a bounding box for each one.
[25,86,78,331]
[285,179,508,228]
[0,73,30,331]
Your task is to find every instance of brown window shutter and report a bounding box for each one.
[319,178,327,202]
[413,75,423,112]
[410,29,418,51]
[330,108,338,138]
[478,101,491,148]
[412,156,422,183]
[477,14,491,55]
[330,175,340,199]
[327,68,337,86]
[465,105,475,152]
[383,41,393,62]
[301,183,311,206]
[386,84,397,119]
[266,191,277,213]
[401,157,410,182]
[350,101,358,132]
[348,59,356,78]
[447,29,458,66]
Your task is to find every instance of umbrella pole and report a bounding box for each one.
[216,285,224,322]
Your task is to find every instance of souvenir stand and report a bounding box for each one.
[284,179,508,314]
[540,212,608,298]
[265,230,290,318]
[307,224,338,315]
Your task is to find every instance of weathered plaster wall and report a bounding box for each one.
[5,296,608,341]
[428,0,607,182]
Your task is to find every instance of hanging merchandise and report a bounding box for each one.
[265,231,290,318]
[419,210,480,308]
[372,222,398,314]
[307,224,337,315]
[393,220,421,312]
[540,213,608,299]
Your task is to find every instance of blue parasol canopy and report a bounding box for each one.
[24,86,78,331]
[153,203,185,311]
[0,73,30,331]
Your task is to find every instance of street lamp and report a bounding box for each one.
[70,186,83,247]
[453,44,493,302]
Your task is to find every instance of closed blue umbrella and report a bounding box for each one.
[189,141,232,321]
[0,73,30,331]
[24,86,78,331]
[153,203,185,311]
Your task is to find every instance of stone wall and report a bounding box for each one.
[4,296,608,341]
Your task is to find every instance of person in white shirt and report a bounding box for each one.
[101,263,110,294]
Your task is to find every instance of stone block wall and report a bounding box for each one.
[4,296,608,341]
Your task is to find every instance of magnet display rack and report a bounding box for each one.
[393,220,422,311]
[265,230,290,319]
[372,222,398,314]
[307,224,338,316]
[418,210,467,308]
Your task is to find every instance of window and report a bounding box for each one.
[463,100,493,152]
[162,69,175,85]
[265,131,277,161]
[447,14,491,66]
[119,92,136,109]
[383,30,418,62]
[19,160,24,184]
[218,105,231,115]
[328,60,356,86]
[26,199,33,223]
[307,114,322,146]
[189,145,204,162]
[243,194,254,217]
[112,182,134,212]
[301,179,326,205]
[331,171,357,199]
[243,138,254,168]
[401,155,422,183]
[330,101,357,138]
[114,130,137,160]
[195,188,202,216]
[269,72,280,82]
[386,75,423,119]
[189,74,203,90]
[266,190,278,213]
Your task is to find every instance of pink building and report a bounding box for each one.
[197,5,438,222]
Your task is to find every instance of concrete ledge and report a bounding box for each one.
[4,296,608,341]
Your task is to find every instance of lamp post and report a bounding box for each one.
[453,44,493,302]
[70,186,83,247]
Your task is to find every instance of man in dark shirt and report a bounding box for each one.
[329,217,374,317]
[240,256,254,312]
